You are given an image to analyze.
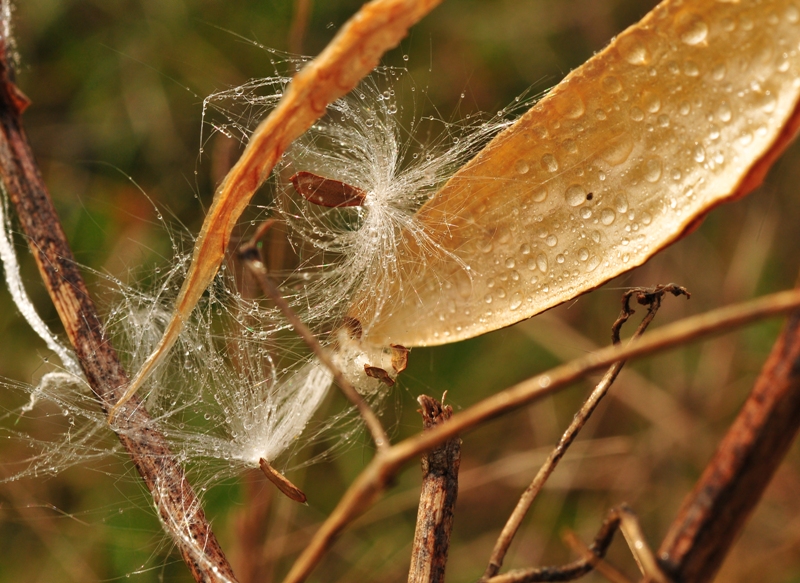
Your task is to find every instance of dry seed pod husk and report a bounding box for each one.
[350,0,800,347]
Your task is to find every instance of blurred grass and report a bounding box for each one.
[2,0,800,581]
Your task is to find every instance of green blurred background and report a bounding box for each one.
[3,0,800,581]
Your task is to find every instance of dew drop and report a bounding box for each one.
[565,184,586,206]
[505,257,516,269]
[759,91,777,113]
[536,254,549,273]
[657,114,670,128]
[541,154,559,172]
[587,256,600,272]
[484,294,493,304]
[678,14,709,45]
[720,17,735,32]
[644,158,663,182]
[641,212,652,225]
[545,234,558,247]
[787,3,800,23]
[739,131,753,145]
[600,134,634,165]
[679,102,691,115]
[642,91,661,113]
[602,76,623,93]
[578,248,589,261]
[683,61,700,77]
[509,293,523,311]
[630,107,645,121]
[556,254,565,264]
[520,243,531,255]
[532,187,548,202]
[601,209,617,225]
[614,194,629,213]
[717,101,732,122]
[563,139,578,153]
[515,159,530,174]
[617,33,651,65]
[712,64,727,81]
[555,92,586,119]
[595,109,608,120]
[693,144,706,163]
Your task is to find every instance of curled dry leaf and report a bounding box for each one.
[350,0,800,348]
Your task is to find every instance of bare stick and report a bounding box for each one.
[239,235,390,450]
[0,42,236,582]
[288,0,312,54]
[113,0,445,418]
[483,285,689,580]
[482,505,665,583]
[281,288,800,583]
[408,395,461,583]
[562,530,633,583]
[657,309,800,582]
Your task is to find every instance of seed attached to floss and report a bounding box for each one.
[290,171,367,207]
[259,457,307,504]
[390,344,410,374]
[364,365,396,387]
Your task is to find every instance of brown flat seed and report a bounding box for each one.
[364,365,396,387]
[390,344,410,373]
[290,171,367,207]
[259,458,307,504]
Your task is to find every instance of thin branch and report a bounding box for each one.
[483,505,663,583]
[281,288,800,583]
[562,530,633,583]
[482,285,689,580]
[239,235,390,450]
[408,395,461,583]
[0,42,236,582]
[657,309,800,582]
[288,0,313,55]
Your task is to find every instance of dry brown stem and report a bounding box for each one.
[281,288,800,583]
[562,530,632,583]
[657,310,800,582]
[482,285,689,580]
[0,41,236,583]
[483,505,665,583]
[408,395,461,583]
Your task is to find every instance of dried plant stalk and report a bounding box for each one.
[0,42,236,582]
[658,310,800,582]
[483,285,689,580]
[408,395,461,583]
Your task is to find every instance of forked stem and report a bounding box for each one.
[482,284,689,580]
[483,505,668,583]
